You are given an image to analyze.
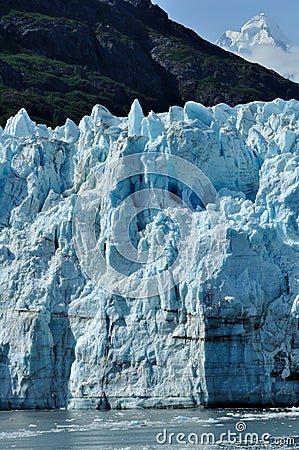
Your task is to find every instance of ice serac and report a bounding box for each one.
[0,98,298,409]
[128,98,144,137]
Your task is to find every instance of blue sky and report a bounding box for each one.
[154,0,299,45]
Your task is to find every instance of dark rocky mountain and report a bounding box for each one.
[1,0,299,126]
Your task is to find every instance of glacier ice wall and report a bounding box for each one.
[0,99,298,409]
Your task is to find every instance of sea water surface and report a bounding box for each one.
[0,407,298,450]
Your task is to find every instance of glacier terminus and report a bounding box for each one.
[0,98,298,409]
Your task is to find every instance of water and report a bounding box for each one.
[0,408,298,449]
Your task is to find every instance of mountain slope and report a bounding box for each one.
[1,1,299,126]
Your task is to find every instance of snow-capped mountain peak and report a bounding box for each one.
[216,12,290,54]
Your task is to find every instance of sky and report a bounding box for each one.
[153,0,299,45]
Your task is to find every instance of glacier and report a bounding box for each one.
[216,13,290,54]
[216,13,299,83]
[0,98,298,409]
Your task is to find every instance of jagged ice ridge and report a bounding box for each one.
[216,12,290,54]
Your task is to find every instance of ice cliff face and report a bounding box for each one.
[0,99,298,409]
